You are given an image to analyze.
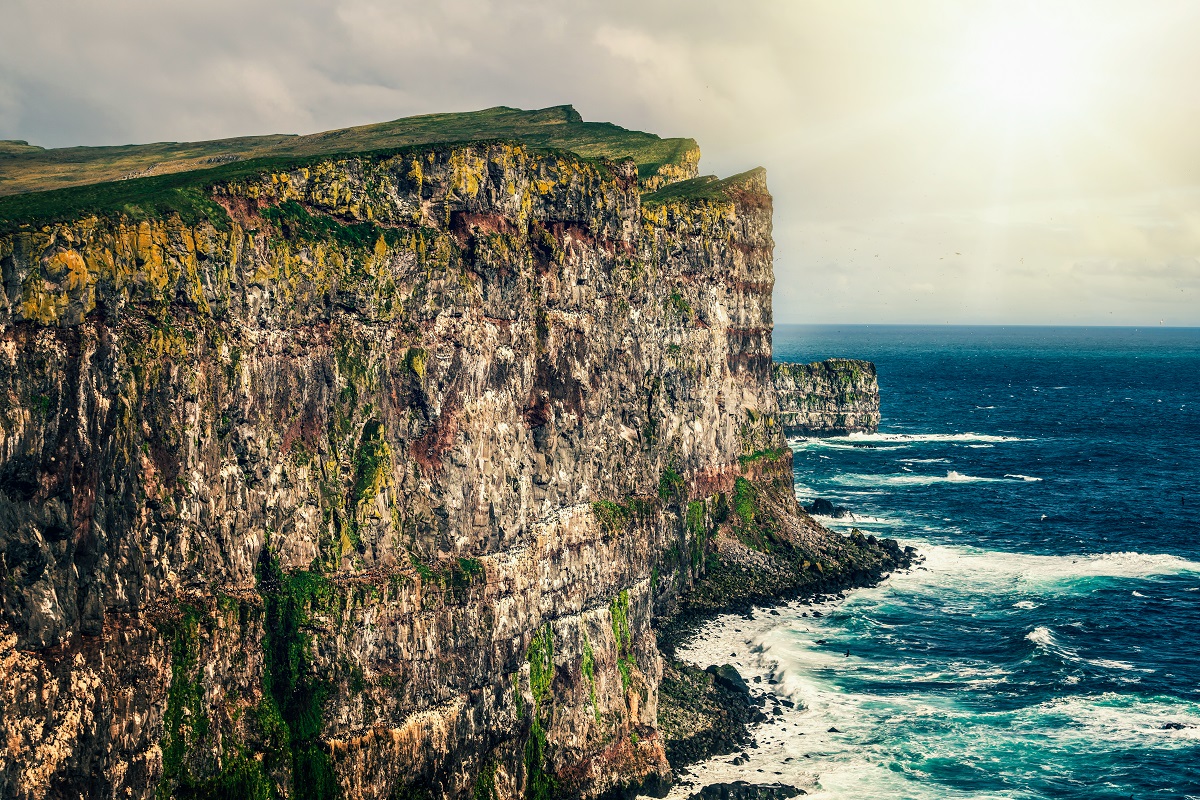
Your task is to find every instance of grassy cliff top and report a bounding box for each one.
[641,167,770,208]
[0,105,698,199]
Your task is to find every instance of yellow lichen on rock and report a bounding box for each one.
[447,148,486,199]
[18,275,68,324]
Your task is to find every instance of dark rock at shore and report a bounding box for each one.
[686,781,806,800]
[707,664,751,694]
[805,498,853,518]
[657,660,760,771]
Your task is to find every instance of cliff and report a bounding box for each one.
[0,108,905,800]
[772,359,880,436]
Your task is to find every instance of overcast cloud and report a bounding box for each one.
[3,0,1198,325]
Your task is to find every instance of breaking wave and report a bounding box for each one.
[830,470,1002,487]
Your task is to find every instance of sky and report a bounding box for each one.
[2,0,1198,325]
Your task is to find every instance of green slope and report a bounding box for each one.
[0,105,698,199]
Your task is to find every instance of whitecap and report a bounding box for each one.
[1005,474,1043,482]
[899,458,951,464]
[1090,657,1142,671]
[1026,626,1147,672]
[816,514,900,526]
[788,438,907,452]
[1012,600,1040,610]
[792,482,818,501]
[966,444,994,448]
[788,431,1031,454]
[914,545,1200,585]
[1026,626,1056,647]
[854,430,1025,443]
[1019,693,1200,744]
[830,470,1002,488]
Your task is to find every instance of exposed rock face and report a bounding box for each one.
[772,359,879,437]
[0,142,903,799]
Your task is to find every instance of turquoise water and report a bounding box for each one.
[768,325,1200,799]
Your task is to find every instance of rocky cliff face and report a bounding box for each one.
[773,359,880,437]
[0,141,902,800]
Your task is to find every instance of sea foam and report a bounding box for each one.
[830,470,1002,487]
[915,543,1200,586]
[788,430,1031,453]
[844,431,1029,443]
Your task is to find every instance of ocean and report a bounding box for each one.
[664,325,1200,800]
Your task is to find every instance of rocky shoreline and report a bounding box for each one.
[649,527,915,799]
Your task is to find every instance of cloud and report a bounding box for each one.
[2,0,1199,324]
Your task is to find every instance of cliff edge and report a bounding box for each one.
[0,108,905,800]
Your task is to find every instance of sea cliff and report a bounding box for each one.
[0,108,905,800]
[773,359,880,437]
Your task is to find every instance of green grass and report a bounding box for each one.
[641,166,766,207]
[259,199,394,250]
[609,590,636,691]
[0,104,697,202]
[665,291,694,324]
[352,420,393,506]
[657,464,685,500]
[255,555,339,799]
[0,142,455,234]
[737,447,790,467]
[524,623,558,800]
[0,139,43,156]
[732,477,757,526]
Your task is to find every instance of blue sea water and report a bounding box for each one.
[766,325,1200,799]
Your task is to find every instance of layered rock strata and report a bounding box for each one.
[0,141,902,800]
[772,359,880,437]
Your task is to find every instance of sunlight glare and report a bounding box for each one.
[959,12,1092,127]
